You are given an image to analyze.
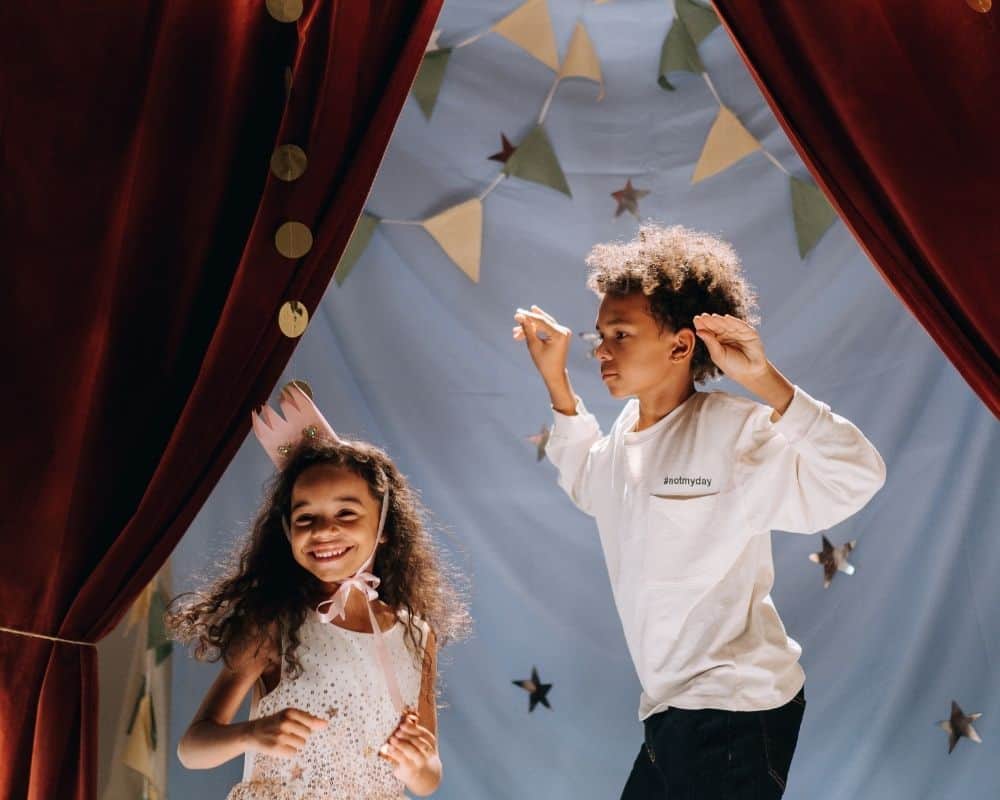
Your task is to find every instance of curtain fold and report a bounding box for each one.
[711,1,999,416]
[0,1,442,797]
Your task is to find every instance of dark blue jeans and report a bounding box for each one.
[620,687,806,799]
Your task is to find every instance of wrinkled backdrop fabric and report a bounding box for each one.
[169,2,999,798]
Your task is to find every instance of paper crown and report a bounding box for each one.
[251,383,340,468]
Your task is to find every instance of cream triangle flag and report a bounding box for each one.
[493,0,559,71]
[559,22,604,99]
[122,692,159,797]
[692,105,760,183]
[421,198,483,282]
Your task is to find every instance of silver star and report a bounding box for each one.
[938,701,983,753]
[526,425,550,462]
[809,535,856,588]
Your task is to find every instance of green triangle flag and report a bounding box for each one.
[658,0,719,90]
[412,49,452,119]
[790,177,838,258]
[147,588,173,666]
[126,676,147,735]
[334,213,380,286]
[502,124,571,196]
[677,0,720,45]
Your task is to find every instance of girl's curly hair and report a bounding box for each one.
[585,222,761,384]
[166,436,471,679]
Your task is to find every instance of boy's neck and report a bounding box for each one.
[633,380,697,432]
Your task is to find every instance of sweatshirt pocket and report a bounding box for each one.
[645,492,725,582]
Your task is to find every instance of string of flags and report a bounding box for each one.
[658,0,838,258]
[119,576,174,799]
[336,0,605,285]
[334,0,841,293]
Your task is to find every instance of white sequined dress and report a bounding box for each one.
[225,610,428,800]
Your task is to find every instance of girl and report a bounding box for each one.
[167,385,469,799]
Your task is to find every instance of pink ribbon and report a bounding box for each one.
[313,488,407,716]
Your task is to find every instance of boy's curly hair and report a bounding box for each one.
[585,223,760,384]
[166,437,471,680]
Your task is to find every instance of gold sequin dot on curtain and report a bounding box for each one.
[266,0,303,23]
[281,379,313,399]
[274,221,313,258]
[278,301,309,338]
[270,144,308,181]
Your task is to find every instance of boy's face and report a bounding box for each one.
[594,290,694,398]
[288,464,382,588]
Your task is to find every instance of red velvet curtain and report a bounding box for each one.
[0,1,441,797]
[712,1,1000,416]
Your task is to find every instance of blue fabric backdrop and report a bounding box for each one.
[168,2,1000,798]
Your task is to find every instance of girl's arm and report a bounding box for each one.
[176,636,272,769]
[177,632,329,770]
[382,629,442,796]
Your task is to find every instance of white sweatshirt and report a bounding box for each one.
[545,384,886,719]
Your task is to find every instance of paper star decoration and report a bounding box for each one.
[578,331,601,358]
[938,701,983,753]
[809,535,856,588]
[425,28,443,53]
[488,133,518,164]
[611,179,649,219]
[513,666,553,712]
[526,425,551,461]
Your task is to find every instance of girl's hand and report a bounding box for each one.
[513,306,573,388]
[379,710,441,793]
[246,707,328,758]
[693,313,768,384]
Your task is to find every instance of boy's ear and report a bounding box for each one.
[671,328,697,361]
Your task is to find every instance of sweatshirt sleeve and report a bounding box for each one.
[735,384,887,535]
[544,395,604,517]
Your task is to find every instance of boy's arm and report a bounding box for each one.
[545,390,605,517]
[693,313,886,534]
[512,307,604,515]
[735,380,886,534]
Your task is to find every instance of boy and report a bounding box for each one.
[512,224,886,799]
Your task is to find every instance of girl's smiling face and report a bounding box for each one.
[288,464,383,588]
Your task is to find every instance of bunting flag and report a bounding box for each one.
[412,48,452,119]
[147,586,173,666]
[790,176,839,258]
[105,570,173,800]
[123,691,158,795]
[335,212,381,285]
[503,125,572,196]
[691,105,761,183]
[558,22,605,100]
[421,198,483,282]
[125,583,154,633]
[658,0,720,90]
[493,0,559,71]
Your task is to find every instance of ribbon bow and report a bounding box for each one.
[311,488,406,715]
[316,572,381,623]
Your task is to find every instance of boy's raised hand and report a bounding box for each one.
[693,313,768,384]
[513,305,573,387]
[246,707,328,758]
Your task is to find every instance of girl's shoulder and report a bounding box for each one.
[227,619,282,671]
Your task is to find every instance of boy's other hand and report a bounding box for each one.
[693,313,768,384]
[513,305,573,387]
